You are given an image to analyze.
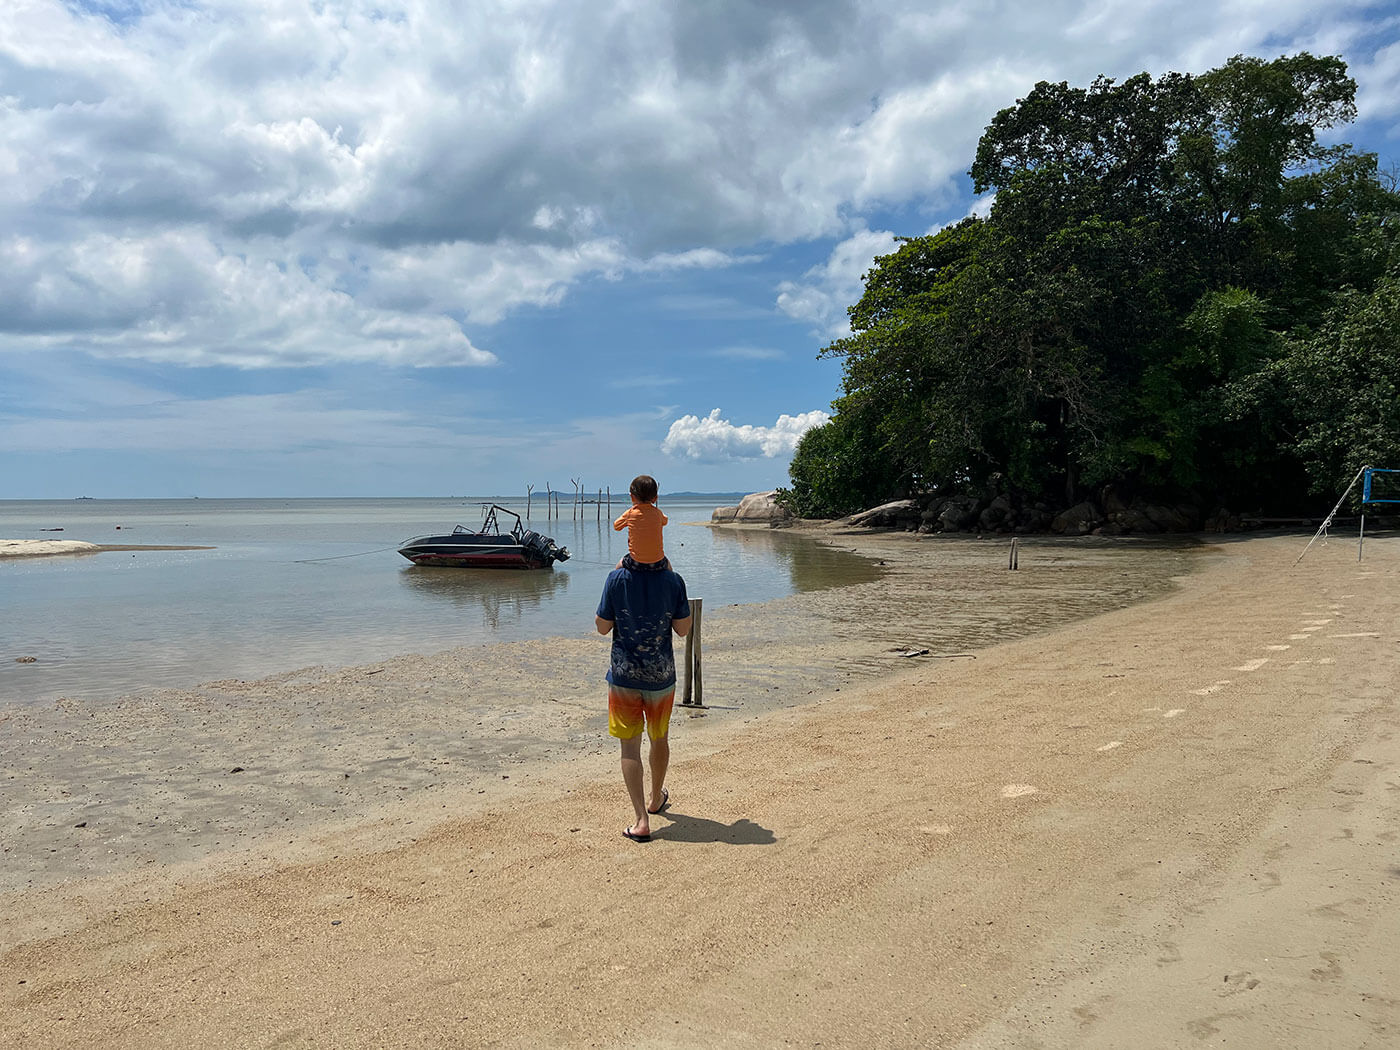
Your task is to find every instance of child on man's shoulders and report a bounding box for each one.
[613,474,671,571]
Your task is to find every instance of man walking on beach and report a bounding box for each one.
[595,557,692,842]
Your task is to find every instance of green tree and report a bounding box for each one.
[796,53,1398,518]
[1277,257,1400,497]
[779,406,905,518]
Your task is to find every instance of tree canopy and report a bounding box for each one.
[782,53,1400,521]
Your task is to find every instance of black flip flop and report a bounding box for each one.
[623,825,651,843]
[647,787,670,815]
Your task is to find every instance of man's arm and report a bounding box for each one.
[672,613,692,637]
[595,616,614,635]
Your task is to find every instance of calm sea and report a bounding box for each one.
[0,497,878,706]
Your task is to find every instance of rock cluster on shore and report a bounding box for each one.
[832,486,1221,535]
[713,483,1388,536]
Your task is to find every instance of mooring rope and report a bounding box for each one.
[1293,465,1368,567]
[294,545,402,564]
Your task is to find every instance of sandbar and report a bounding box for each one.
[1,530,1397,1048]
[0,539,213,558]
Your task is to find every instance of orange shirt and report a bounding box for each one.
[613,501,667,564]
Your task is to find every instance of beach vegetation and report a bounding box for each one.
[785,53,1400,525]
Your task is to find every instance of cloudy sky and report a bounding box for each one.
[2,0,1397,498]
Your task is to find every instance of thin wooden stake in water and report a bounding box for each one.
[1009,536,1019,570]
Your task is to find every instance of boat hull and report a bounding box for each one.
[397,535,556,569]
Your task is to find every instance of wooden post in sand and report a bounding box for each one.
[1009,536,1019,570]
[681,598,704,707]
[526,484,534,519]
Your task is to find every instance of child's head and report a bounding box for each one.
[629,474,659,504]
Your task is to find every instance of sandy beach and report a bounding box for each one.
[2,528,1397,1048]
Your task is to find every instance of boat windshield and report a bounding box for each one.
[454,504,525,539]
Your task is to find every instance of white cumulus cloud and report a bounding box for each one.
[776,227,900,337]
[1,0,1392,372]
[662,408,831,462]
[0,231,496,368]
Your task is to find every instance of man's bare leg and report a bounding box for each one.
[620,734,649,837]
[647,736,669,813]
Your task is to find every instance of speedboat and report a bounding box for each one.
[398,504,570,569]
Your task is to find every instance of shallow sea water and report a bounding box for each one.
[0,497,879,706]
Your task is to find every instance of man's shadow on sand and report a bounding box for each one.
[652,811,775,845]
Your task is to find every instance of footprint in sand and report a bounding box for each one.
[1001,784,1038,798]
[1097,740,1123,752]
[1310,952,1344,982]
[1192,681,1230,696]
[1163,708,1185,718]
[1265,644,1291,651]
[1220,972,1261,997]
[1233,658,1269,672]
[1288,634,1311,640]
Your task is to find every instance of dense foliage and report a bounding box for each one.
[782,54,1400,520]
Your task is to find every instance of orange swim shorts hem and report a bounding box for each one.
[607,684,675,740]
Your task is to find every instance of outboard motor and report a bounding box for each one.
[520,530,569,565]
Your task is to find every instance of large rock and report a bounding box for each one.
[938,496,981,532]
[722,490,793,524]
[710,505,740,523]
[844,499,920,528]
[1142,503,1199,532]
[978,494,1013,531]
[1051,500,1103,535]
[1113,505,1160,533]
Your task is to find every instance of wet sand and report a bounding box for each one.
[2,529,1397,1048]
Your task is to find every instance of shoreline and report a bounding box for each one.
[1,527,1202,904]
[4,531,1397,1046]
